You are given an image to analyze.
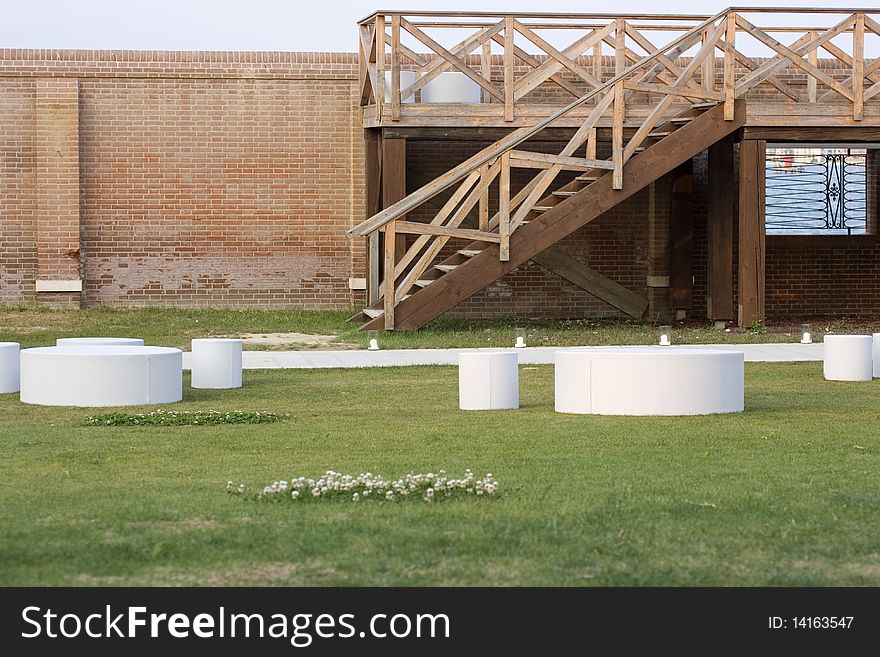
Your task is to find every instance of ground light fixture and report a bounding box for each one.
[800,323,812,344]
[658,325,672,346]
[368,330,380,351]
[515,327,526,348]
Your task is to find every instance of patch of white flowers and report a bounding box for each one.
[227,469,498,503]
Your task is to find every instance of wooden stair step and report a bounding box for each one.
[575,174,601,182]
[691,101,717,109]
[363,308,383,319]
[532,205,554,212]
[648,131,672,138]
[457,249,481,257]
[415,279,434,288]
[435,264,458,273]
[668,116,694,124]
[552,190,579,197]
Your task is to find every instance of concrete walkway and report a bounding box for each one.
[181,342,823,370]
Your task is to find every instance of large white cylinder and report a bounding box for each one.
[873,333,880,378]
[458,351,519,410]
[20,346,182,407]
[384,70,418,103]
[555,347,744,416]
[191,339,243,389]
[0,342,20,394]
[823,335,872,381]
[420,71,482,104]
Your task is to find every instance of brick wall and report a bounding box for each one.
[0,50,365,308]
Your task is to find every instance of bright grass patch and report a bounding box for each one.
[85,409,287,427]
[228,469,498,503]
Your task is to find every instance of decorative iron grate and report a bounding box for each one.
[765,147,867,235]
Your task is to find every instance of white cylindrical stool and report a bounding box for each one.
[458,351,519,410]
[873,333,880,378]
[57,337,144,346]
[823,335,872,381]
[0,342,20,394]
[191,339,243,389]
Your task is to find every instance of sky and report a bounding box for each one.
[0,0,874,52]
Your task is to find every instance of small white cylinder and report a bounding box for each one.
[57,337,144,346]
[0,342,21,394]
[823,335,872,382]
[191,339,243,389]
[458,351,519,410]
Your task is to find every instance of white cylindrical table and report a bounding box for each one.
[458,351,519,410]
[191,338,243,389]
[823,335,872,381]
[20,345,182,407]
[57,337,144,346]
[0,342,20,394]
[555,347,744,416]
[421,72,482,104]
[873,333,880,379]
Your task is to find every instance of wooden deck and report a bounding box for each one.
[350,8,880,331]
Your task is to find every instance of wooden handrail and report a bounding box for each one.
[347,8,727,238]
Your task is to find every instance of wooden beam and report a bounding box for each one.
[854,13,865,120]
[365,133,382,304]
[707,140,734,320]
[499,151,510,260]
[481,41,492,104]
[622,81,724,101]
[532,246,648,319]
[509,150,614,171]
[383,221,396,329]
[375,15,386,123]
[670,160,693,313]
[382,137,407,263]
[807,32,818,103]
[394,220,501,243]
[504,16,515,121]
[390,15,401,121]
[742,126,880,141]
[738,138,766,327]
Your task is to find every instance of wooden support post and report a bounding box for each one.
[478,163,490,231]
[723,12,736,120]
[381,137,407,264]
[738,139,766,327]
[504,16,514,121]
[646,181,672,321]
[612,20,625,189]
[807,31,818,103]
[499,151,510,261]
[390,15,401,121]
[854,13,865,121]
[592,42,602,85]
[868,150,880,237]
[707,140,734,320]
[585,127,597,160]
[365,132,382,304]
[481,41,492,104]
[375,15,386,123]
[702,28,715,92]
[383,221,396,329]
[670,161,693,316]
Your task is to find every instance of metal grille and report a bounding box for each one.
[765,147,867,235]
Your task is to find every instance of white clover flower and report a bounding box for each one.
[352,493,360,502]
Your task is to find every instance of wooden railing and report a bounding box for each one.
[351,7,880,328]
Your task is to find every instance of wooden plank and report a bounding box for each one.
[585,127,597,160]
[854,13,865,120]
[623,81,723,101]
[375,15,385,123]
[504,16,515,121]
[593,41,602,84]
[612,80,624,189]
[738,138,765,327]
[533,247,648,318]
[499,151,510,260]
[383,220,396,329]
[724,12,736,119]
[481,41,492,104]
[382,137,407,263]
[390,16,401,121]
[394,220,501,242]
[478,163,490,231]
[509,150,614,171]
[702,28,715,92]
[362,101,746,331]
[807,32,817,103]
[670,161,694,312]
[365,133,382,304]
[707,139,734,320]
[742,125,880,141]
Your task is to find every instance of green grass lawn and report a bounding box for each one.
[1,362,878,586]
[2,304,878,350]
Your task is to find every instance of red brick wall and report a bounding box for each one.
[1,50,365,308]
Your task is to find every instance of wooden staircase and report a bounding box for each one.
[353,100,745,330]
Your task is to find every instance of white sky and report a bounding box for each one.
[0,1,874,52]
